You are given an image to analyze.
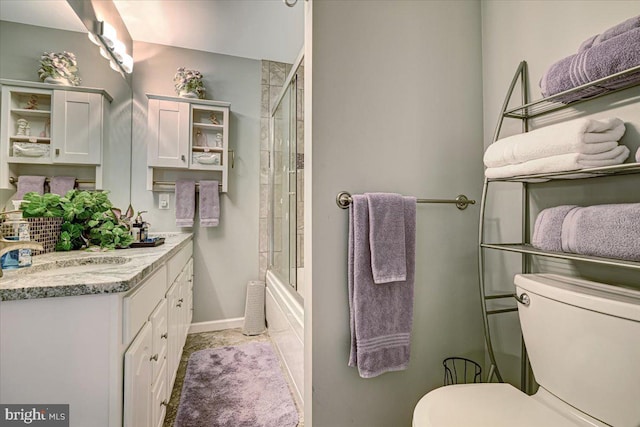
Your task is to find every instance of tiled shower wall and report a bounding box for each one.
[259,60,304,282]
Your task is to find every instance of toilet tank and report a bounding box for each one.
[515,274,640,427]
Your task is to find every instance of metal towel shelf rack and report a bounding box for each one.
[335,191,475,210]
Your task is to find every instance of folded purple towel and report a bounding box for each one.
[175,180,195,228]
[348,194,416,378]
[366,193,407,284]
[49,176,76,195]
[14,175,46,199]
[561,203,640,262]
[540,27,640,102]
[593,15,640,48]
[532,205,579,252]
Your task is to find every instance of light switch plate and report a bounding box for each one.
[159,193,170,210]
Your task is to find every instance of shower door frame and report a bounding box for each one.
[268,50,305,293]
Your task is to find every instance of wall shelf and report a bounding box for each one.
[478,61,640,390]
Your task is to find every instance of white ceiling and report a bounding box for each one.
[0,0,304,64]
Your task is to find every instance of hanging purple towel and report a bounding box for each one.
[175,180,196,228]
[14,176,46,199]
[199,180,220,227]
[348,194,416,378]
[49,176,76,195]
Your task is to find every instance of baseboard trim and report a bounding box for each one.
[188,317,245,334]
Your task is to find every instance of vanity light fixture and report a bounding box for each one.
[89,20,133,75]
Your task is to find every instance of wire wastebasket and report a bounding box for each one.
[443,357,482,386]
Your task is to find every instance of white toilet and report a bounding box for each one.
[413,273,640,427]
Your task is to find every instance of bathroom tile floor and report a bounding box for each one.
[163,328,303,427]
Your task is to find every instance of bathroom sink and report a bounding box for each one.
[13,256,131,278]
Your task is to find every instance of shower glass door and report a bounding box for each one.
[270,74,298,291]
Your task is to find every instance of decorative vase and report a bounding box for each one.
[44,76,72,86]
[179,90,199,99]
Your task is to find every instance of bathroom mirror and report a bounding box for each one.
[0,0,133,210]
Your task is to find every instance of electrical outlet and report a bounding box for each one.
[159,193,170,210]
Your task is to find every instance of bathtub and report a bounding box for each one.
[265,269,304,407]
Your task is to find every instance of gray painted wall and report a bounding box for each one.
[0,20,132,209]
[481,1,640,387]
[310,2,485,425]
[131,41,260,323]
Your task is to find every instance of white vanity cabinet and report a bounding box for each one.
[0,80,111,190]
[123,250,193,427]
[146,94,230,192]
[0,237,193,427]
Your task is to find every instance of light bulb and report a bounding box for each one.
[99,47,111,60]
[120,54,134,74]
[100,21,117,48]
[87,32,101,46]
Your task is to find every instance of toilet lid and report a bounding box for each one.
[413,384,589,427]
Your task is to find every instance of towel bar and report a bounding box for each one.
[335,191,475,210]
[153,180,223,190]
[8,176,94,185]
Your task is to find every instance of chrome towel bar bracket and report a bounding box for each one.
[336,191,475,210]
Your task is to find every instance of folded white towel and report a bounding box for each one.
[485,145,630,179]
[484,117,626,168]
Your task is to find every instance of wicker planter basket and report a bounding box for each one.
[26,217,63,255]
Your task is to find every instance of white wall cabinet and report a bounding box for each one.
[0,79,111,190]
[146,94,231,192]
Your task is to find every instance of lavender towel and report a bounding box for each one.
[366,193,407,283]
[199,180,220,227]
[578,16,640,52]
[348,194,416,378]
[540,27,640,101]
[14,175,46,199]
[49,176,75,196]
[561,203,640,262]
[532,205,579,252]
[175,180,195,228]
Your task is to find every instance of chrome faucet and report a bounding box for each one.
[0,233,44,278]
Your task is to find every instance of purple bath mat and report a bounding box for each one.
[174,341,298,427]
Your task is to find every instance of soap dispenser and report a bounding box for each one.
[132,211,148,242]
[0,201,32,269]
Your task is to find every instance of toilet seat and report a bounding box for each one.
[412,384,594,427]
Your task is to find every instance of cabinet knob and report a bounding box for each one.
[176,302,182,308]
[161,401,168,407]
[161,332,168,339]
[178,298,184,303]
[181,154,186,161]
[55,148,60,156]
[150,354,159,362]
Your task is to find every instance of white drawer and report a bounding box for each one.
[167,244,192,287]
[150,298,168,381]
[123,265,167,344]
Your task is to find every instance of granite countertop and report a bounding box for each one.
[0,233,193,301]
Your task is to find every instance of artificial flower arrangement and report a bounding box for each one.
[38,51,81,86]
[173,67,206,99]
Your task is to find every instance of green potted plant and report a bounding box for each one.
[21,190,134,251]
[173,67,205,99]
[38,51,81,86]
